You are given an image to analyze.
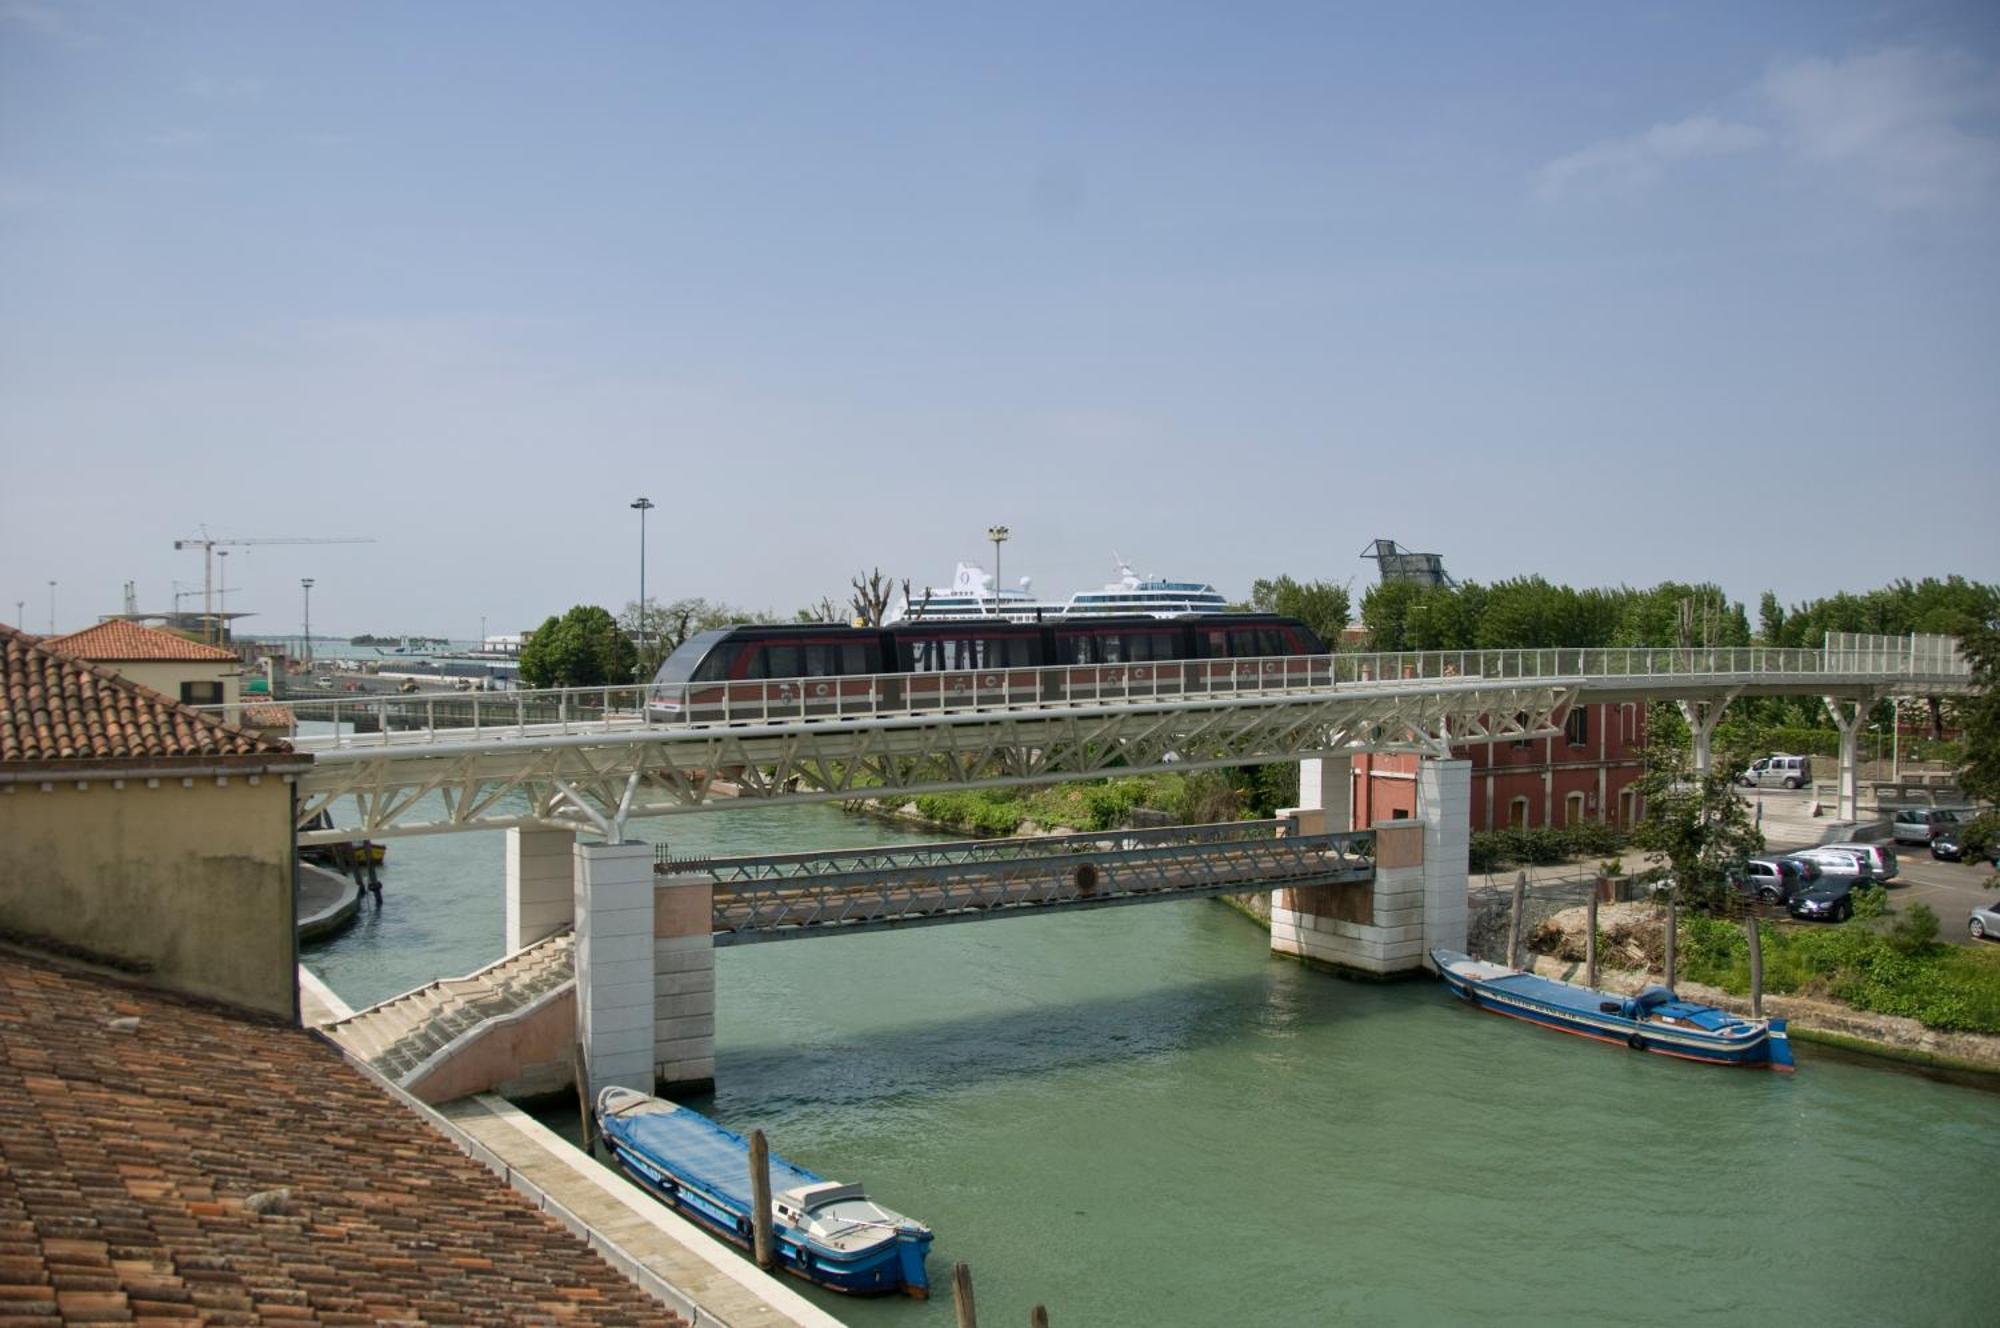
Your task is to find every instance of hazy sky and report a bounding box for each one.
[4,2,1996,639]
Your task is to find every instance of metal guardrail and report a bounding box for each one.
[204,638,1973,751]
[667,820,1376,943]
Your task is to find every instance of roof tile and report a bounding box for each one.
[0,625,292,766]
[43,622,238,664]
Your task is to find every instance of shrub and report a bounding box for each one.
[1957,812,2000,865]
[1851,883,1890,920]
[1887,902,1941,954]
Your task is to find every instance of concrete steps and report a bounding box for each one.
[324,930,577,1087]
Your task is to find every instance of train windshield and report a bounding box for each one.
[653,629,730,686]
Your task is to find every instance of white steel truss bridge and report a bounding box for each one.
[677,818,1373,944]
[263,636,1972,845]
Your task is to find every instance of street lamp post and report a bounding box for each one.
[631,497,655,679]
[986,525,1010,615]
[301,578,315,664]
[46,582,55,635]
[216,551,230,642]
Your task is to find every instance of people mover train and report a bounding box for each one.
[647,614,1328,722]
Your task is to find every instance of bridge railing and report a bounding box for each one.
[211,640,1970,748]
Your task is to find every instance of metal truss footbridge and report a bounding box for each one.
[250,635,1971,845]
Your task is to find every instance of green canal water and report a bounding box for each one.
[306,802,2000,1327]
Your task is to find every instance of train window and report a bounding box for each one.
[1058,634,1092,666]
[764,644,801,679]
[997,637,1036,669]
[842,642,875,674]
[1201,630,1231,659]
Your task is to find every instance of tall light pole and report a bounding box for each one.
[986,525,1010,614]
[14,600,22,628]
[631,497,655,679]
[45,582,55,635]
[301,578,315,663]
[216,552,230,642]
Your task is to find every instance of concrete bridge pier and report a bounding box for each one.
[1417,757,1470,960]
[653,873,716,1095]
[506,827,577,950]
[1823,697,1869,822]
[574,841,658,1095]
[1677,696,1734,780]
[1297,752,1355,833]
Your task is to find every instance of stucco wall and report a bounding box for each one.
[102,660,240,710]
[0,775,295,1018]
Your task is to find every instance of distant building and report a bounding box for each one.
[45,618,244,713]
[1353,700,1647,832]
[1362,538,1456,589]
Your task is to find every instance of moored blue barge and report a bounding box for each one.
[595,1086,934,1297]
[1431,949,1794,1071]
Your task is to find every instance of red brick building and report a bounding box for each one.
[1353,700,1646,832]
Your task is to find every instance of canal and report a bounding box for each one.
[305,802,2000,1327]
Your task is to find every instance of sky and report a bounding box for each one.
[3,1,1997,640]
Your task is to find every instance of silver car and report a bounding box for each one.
[1972,899,2000,942]
[1820,841,1899,883]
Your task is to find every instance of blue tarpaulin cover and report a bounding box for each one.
[611,1103,824,1213]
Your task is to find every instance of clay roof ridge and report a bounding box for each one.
[45,617,241,662]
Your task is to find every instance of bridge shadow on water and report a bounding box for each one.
[698,964,1416,1123]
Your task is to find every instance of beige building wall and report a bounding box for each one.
[0,775,295,1018]
[99,660,241,711]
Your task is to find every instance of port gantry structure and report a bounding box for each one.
[270,632,1972,846]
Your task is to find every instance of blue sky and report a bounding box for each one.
[3,2,1996,639]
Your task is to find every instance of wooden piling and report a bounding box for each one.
[1030,1307,1049,1328]
[1585,890,1599,989]
[1746,912,1764,1019]
[1506,872,1526,968]
[952,1262,978,1328]
[1663,896,1678,988]
[749,1130,775,1271]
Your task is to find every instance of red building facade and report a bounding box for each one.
[1352,700,1646,832]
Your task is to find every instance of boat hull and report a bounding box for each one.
[1432,950,1793,1071]
[596,1093,932,1297]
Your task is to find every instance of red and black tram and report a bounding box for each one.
[646,614,1329,722]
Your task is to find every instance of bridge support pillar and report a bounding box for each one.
[1677,698,1730,779]
[1298,753,1354,832]
[1418,757,1471,962]
[573,840,657,1095]
[1823,697,1867,822]
[506,827,576,952]
[1270,822,1426,975]
[654,873,716,1095]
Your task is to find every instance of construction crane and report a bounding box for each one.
[174,531,375,644]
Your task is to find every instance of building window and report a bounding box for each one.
[1509,797,1530,829]
[1565,706,1589,747]
[179,680,223,706]
[1566,791,1586,825]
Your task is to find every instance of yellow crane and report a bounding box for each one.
[173,531,375,644]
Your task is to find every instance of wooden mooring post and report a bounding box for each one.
[952,1262,977,1328]
[1030,1306,1050,1327]
[1506,872,1526,969]
[1746,911,1765,1019]
[1663,896,1678,988]
[1585,890,1599,989]
[748,1129,776,1271]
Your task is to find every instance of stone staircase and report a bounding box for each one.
[324,931,577,1095]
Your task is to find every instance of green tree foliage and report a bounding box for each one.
[1957,622,2000,805]
[1248,575,1350,646]
[520,605,638,688]
[1631,703,1764,911]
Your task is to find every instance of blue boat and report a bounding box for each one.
[1431,949,1794,1072]
[595,1087,935,1297]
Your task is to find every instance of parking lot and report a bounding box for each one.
[1754,787,1998,946]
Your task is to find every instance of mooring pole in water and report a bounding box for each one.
[1030,1306,1049,1327]
[749,1130,775,1271]
[952,1263,977,1328]
[1586,890,1600,989]
[1746,912,1765,1019]
[1507,872,1526,968]
[1664,896,1678,988]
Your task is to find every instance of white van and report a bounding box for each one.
[1739,755,1811,789]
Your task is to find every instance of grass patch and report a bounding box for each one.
[1677,914,2000,1034]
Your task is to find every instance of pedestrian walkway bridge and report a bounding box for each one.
[678,818,1373,944]
[249,635,1971,844]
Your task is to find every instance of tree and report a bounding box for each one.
[520,605,638,688]
[1631,702,1765,912]
[1248,575,1350,647]
[1957,621,2000,804]
[849,568,896,627]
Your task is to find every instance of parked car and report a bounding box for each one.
[1971,900,2000,941]
[1933,828,1966,862]
[1734,856,1819,904]
[1795,847,1872,881]
[1810,841,1899,883]
[1788,877,1855,923]
[1891,807,1960,845]
[1739,754,1812,789]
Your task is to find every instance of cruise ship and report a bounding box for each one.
[887,559,1230,624]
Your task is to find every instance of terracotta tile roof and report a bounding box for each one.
[0,625,294,766]
[45,620,240,663]
[240,702,294,729]
[0,949,687,1326]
